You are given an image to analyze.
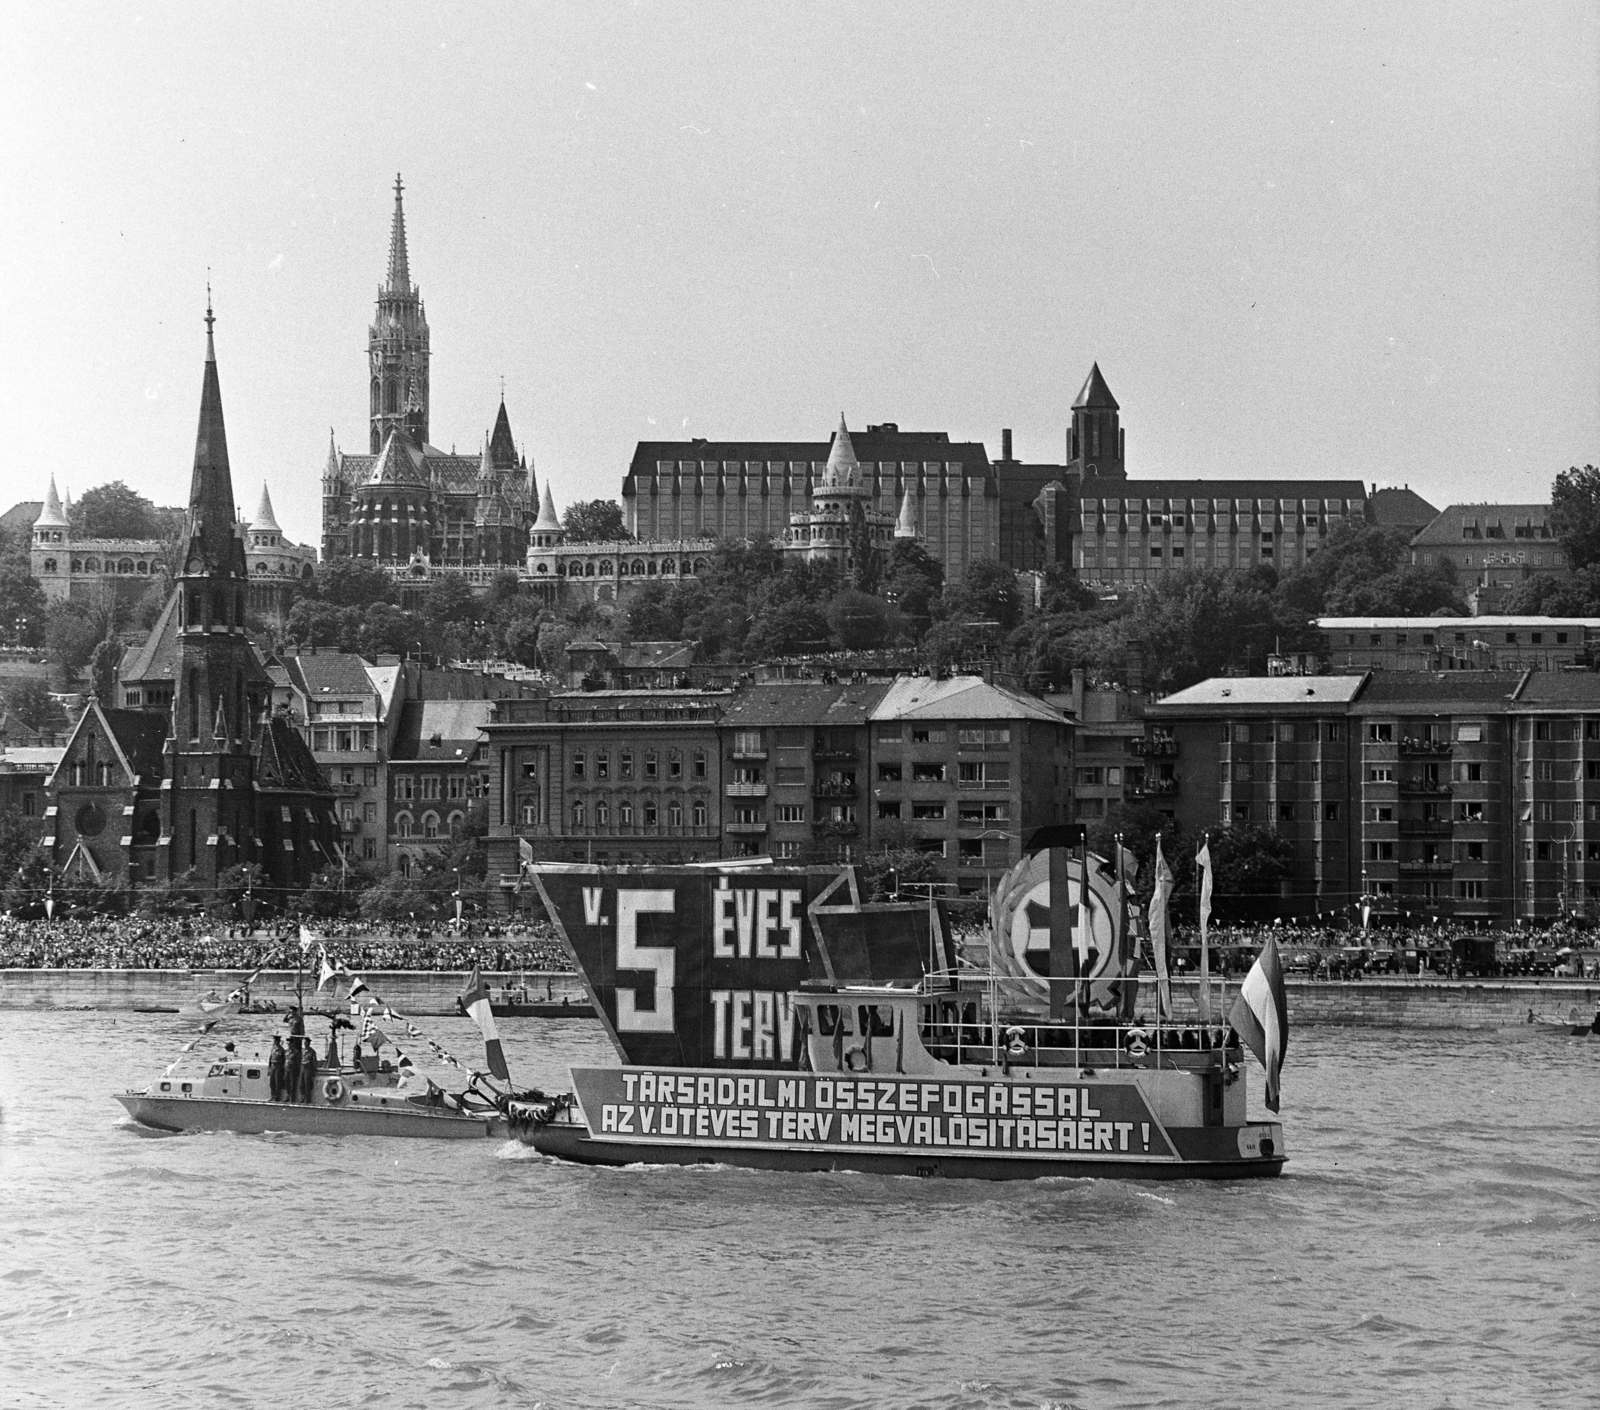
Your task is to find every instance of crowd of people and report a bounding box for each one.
[0,914,570,972]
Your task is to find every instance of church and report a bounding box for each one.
[320,176,535,576]
[44,304,341,898]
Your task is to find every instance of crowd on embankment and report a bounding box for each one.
[0,915,568,972]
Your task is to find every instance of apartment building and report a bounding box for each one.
[482,689,729,886]
[867,676,1073,896]
[1317,617,1600,673]
[387,700,493,878]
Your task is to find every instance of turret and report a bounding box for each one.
[369,174,430,453]
[531,480,563,548]
[894,487,919,540]
[1068,362,1125,480]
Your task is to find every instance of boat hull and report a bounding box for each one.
[526,1119,1284,1180]
[116,1093,499,1139]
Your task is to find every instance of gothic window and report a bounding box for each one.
[44,559,57,573]
[423,812,440,839]
[396,812,414,839]
[447,810,464,834]
[385,380,399,414]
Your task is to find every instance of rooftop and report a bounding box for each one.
[1151,676,1369,711]
[871,676,1065,724]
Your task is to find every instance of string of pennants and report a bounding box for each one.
[301,926,472,1075]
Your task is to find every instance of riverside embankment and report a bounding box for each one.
[2,968,1596,1027]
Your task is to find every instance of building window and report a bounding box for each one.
[733,730,762,755]
[694,749,707,778]
[1366,841,1395,860]
[877,764,902,782]
[422,776,440,800]
[396,813,413,839]
[913,803,946,820]
[572,751,586,780]
[1368,724,1393,743]
[1323,803,1339,821]
[596,753,610,781]
[693,801,707,827]
[396,775,415,802]
[877,801,902,819]
[1368,767,1394,783]
[645,751,658,779]
[776,805,804,823]
[619,800,634,826]
[620,750,633,778]
[911,727,946,744]
[668,802,683,827]
[913,763,946,782]
[776,841,802,859]
[643,801,658,826]
[423,812,440,839]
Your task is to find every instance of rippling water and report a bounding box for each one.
[1,1012,1596,1409]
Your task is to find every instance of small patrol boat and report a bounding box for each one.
[117,958,529,1139]
[115,1046,503,1139]
[506,845,1290,1181]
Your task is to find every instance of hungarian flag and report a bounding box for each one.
[1229,935,1290,1112]
[1146,835,1174,1019]
[462,968,510,1081]
[1195,840,1215,1026]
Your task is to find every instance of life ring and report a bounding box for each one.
[322,1077,345,1103]
[1124,1026,1149,1058]
[844,1044,870,1072]
[1005,1026,1028,1058]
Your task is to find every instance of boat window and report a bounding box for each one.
[208,1065,225,1077]
[246,1069,260,1079]
[180,1083,192,1093]
[159,1082,171,1092]
[816,1004,843,1035]
[859,1005,895,1037]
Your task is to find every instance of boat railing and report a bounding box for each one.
[915,1016,1237,1071]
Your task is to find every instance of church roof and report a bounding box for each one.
[99,707,170,780]
[178,298,247,578]
[533,481,562,533]
[255,715,335,794]
[366,430,431,489]
[118,591,182,685]
[488,400,518,470]
[1072,363,1119,411]
[251,483,282,533]
[34,477,67,530]
[386,173,412,295]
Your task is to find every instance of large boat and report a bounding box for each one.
[508,851,1287,1179]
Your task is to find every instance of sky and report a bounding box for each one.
[1,1,1595,551]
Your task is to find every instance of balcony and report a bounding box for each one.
[1129,737,1178,757]
[813,747,858,763]
[725,782,768,798]
[1132,777,1180,797]
[1399,818,1452,836]
[814,821,859,838]
[1400,779,1452,796]
[813,780,859,798]
[1398,860,1453,875]
[340,818,361,835]
[731,749,767,761]
[725,821,768,835]
[331,782,363,798]
[1399,739,1453,758]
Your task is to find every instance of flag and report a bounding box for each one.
[462,968,510,1081]
[1229,935,1290,1112]
[519,837,535,867]
[317,949,336,991]
[298,925,316,954]
[1147,835,1174,1020]
[347,974,370,1002]
[1195,840,1215,1026]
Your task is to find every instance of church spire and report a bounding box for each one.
[386,173,411,294]
[895,486,918,539]
[179,298,245,578]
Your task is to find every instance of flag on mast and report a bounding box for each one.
[462,968,511,1081]
[1196,839,1215,1026]
[1147,835,1174,1019]
[1229,935,1290,1112]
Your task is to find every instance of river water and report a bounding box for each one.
[0,1011,1595,1409]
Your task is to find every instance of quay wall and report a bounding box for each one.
[0,969,586,1018]
[2,969,1597,1028]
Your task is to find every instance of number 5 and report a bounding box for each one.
[616,890,676,1032]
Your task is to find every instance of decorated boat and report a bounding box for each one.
[117,948,536,1139]
[508,844,1289,1180]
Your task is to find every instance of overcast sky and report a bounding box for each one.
[1,1,1595,550]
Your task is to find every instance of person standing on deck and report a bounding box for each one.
[285,1009,305,1103]
[267,1035,286,1101]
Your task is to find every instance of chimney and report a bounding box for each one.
[1001,428,1013,462]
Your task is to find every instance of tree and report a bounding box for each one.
[562,500,629,543]
[847,501,879,593]
[69,481,165,540]
[1550,465,1600,570]
[45,602,103,684]
[826,589,891,650]
[2,678,66,733]
[1275,523,1462,621]
[88,635,122,704]
[1504,566,1600,616]
[313,560,397,609]
[623,582,682,640]
[0,528,46,647]
[950,558,1023,631]
[745,600,829,658]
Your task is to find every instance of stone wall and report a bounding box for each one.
[3,968,1596,1028]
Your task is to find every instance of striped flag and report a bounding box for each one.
[462,968,510,1081]
[347,974,370,1002]
[1195,841,1215,1026]
[1147,835,1174,1020]
[1229,935,1290,1112]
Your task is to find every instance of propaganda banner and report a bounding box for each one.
[569,1066,1179,1162]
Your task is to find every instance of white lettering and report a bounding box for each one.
[615,890,676,1032]
[735,890,757,957]
[582,887,607,926]
[733,992,753,1060]
[710,990,732,1060]
[757,889,781,958]
[754,991,776,1061]
[778,889,803,959]
[713,884,737,959]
